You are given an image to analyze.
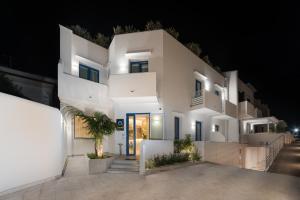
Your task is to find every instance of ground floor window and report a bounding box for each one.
[74,116,93,139]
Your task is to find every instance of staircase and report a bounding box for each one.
[107,159,139,174]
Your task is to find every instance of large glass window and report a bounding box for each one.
[79,64,99,83]
[74,116,93,139]
[129,61,148,73]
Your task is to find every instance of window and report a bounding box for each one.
[130,61,148,73]
[79,64,99,83]
[212,124,220,132]
[174,117,180,140]
[195,80,202,97]
[74,116,93,139]
[215,90,220,96]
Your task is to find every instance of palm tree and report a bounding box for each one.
[76,111,116,158]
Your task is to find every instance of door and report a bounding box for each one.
[126,113,150,157]
[174,117,180,140]
[195,121,202,141]
[126,114,136,156]
[195,80,202,97]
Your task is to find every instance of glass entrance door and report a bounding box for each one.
[126,113,150,157]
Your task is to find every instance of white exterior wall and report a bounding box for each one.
[58,26,114,156]
[162,31,237,142]
[0,93,64,194]
[58,26,240,158]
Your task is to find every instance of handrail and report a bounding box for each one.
[264,134,284,171]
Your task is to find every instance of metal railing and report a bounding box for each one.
[264,135,285,171]
[191,90,204,106]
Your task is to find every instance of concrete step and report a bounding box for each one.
[112,159,139,165]
[107,168,139,174]
[110,164,139,169]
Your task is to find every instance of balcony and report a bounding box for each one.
[191,90,222,115]
[239,100,257,119]
[109,72,157,103]
[58,64,109,107]
[223,100,238,118]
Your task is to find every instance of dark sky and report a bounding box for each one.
[1,1,299,128]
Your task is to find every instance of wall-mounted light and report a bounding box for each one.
[205,80,210,91]
[118,59,128,73]
[191,122,195,131]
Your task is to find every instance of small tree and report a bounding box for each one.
[185,42,202,56]
[76,111,116,158]
[276,121,287,133]
[69,25,92,41]
[202,55,213,66]
[93,33,111,48]
[113,25,124,35]
[124,25,139,33]
[165,27,179,39]
[145,20,163,30]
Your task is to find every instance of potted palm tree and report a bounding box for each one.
[76,110,116,174]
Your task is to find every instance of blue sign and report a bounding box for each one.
[116,119,124,131]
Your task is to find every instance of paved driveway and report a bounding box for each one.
[1,163,300,200]
[269,141,300,177]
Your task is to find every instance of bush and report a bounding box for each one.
[174,134,193,153]
[87,153,111,159]
[146,153,189,169]
[190,146,201,162]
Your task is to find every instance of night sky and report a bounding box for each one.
[1,1,298,128]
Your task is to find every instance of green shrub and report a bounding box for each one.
[190,146,201,162]
[146,153,189,169]
[174,134,193,153]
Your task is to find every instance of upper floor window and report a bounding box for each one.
[195,80,202,97]
[212,124,220,132]
[79,64,99,83]
[215,90,220,96]
[130,61,148,73]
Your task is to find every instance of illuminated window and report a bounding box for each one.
[74,116,93,139]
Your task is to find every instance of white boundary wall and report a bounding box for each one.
[139,140,174,174]
[0,93,65,194]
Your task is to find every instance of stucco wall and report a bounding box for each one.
[0,93,65,194]
[203,142,245,168]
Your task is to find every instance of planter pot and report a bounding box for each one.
[89,156,114,174]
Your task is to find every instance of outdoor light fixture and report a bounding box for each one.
[293,128,299,133]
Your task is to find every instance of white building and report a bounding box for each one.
[58,25,240,158]
[238,79,279,135]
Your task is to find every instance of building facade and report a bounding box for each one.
[58,25,243,158]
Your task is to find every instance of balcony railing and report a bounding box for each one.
[191,90,203,106]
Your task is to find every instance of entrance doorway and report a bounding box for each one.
[126,113,150,158]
